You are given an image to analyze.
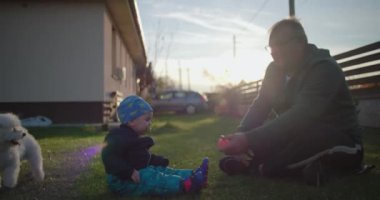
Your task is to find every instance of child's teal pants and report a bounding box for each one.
[106,166,193,197]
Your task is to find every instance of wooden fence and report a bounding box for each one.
[334,41,380,99]
[236,80,262,105]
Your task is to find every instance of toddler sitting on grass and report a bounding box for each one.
[101,95,208,197]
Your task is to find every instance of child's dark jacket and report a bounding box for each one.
[101,124,169,180]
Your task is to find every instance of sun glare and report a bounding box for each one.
[221,49,271,84]
[154,49,271,92]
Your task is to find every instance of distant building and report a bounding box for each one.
[0,0,148,124]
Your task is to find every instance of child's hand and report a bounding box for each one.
[131,169,140,183]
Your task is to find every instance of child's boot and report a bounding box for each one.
[183,170,204,193]
[194,157,209,187]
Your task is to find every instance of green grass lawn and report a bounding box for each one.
[1,113,380,200]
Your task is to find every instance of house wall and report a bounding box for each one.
[102,10,139,123]
[103,11,137,100]
[0,2,105,102]
[0,2,141,123]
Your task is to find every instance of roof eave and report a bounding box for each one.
[106,0,147,67]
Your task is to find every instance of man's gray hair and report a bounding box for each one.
[269,17,308,43]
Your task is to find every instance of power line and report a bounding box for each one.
[248,0,271,23]
[232,0,271,36]
[233,0,271,53]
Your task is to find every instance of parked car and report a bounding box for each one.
[151,90,208,114]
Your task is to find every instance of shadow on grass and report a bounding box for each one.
[61,119,380,199]
[7,113,379,200]
[154,112,215,122]
[152,121,182,135]
[27,126,105,140]
[210,127,380,200]
[212,164,380,199]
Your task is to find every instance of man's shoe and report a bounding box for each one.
[219,156,249,175]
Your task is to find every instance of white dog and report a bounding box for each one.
[0,113,44,188]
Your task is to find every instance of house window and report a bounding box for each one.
[111,26,124,81]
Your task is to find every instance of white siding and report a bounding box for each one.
[103,11,137,100]
[0,2,105,102]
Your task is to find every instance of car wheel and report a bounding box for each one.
[185,105,196,114]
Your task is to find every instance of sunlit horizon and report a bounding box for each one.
[137,0,380,94]
[153,48,272,93]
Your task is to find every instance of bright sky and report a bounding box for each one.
[137,0,380,93]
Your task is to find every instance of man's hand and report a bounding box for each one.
[131,169,140,183]
[220,132,250,155]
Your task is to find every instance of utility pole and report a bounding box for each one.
[233,34,236,58]
[178,61,182,90]
[165,59,168,85]
[187,68,191,90]
[165,33,174,85]
[289,0,295,17]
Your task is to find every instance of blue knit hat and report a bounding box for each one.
[117,95,153,124]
